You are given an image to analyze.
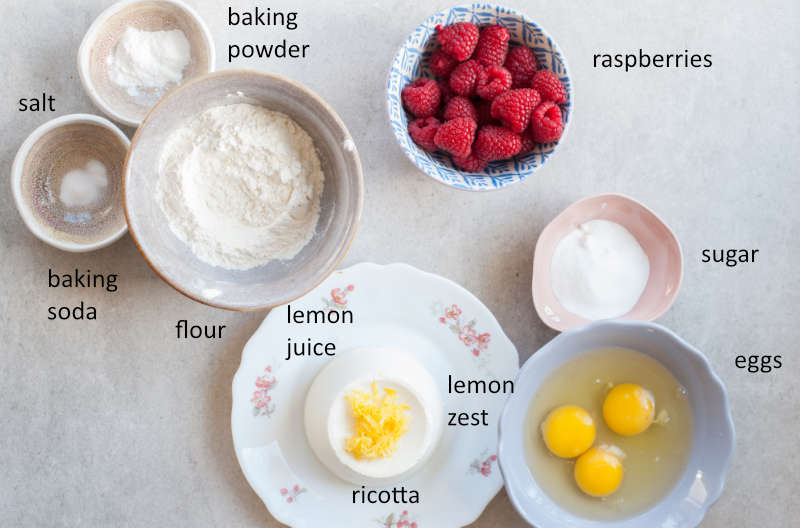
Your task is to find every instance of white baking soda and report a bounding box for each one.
[59,160,108,207]
[550,219,650,320]
[107,26,191,96]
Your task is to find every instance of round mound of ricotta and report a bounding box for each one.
[304,348,443,486]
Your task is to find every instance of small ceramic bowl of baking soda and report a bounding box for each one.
[532,193,683,332]
[11,114,130,252]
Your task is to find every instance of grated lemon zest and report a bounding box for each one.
[344,382,410,460]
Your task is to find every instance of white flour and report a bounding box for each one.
[156,103,324,270]
[107,27,191,96]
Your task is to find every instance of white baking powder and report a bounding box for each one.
[550,219,650,320]
[107,27,191,96]
[156,103,324,270]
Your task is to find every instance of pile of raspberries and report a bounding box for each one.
[402,22,567,172]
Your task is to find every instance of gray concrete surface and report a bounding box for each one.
[1,0,798,526]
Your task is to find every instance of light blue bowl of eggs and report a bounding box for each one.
[498,320,735,528]
[387,3,572,191]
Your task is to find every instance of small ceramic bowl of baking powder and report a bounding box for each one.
[11,114,130,252]
[78,0,215,127]
[124,70,364,311]
[532,194,683,331]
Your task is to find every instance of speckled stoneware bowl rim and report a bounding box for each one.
[497,320,735,528]
[123,69,364,311]
[532,193,684,332]
[78,0,216,127]
[386,3,573,192]
[10,113,130,252]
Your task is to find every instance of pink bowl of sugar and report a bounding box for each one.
[532,193,683,332]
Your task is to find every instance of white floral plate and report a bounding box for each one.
[232,262,519,527]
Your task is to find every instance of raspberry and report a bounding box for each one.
[443,96,478,122]
[436,22,479,61]
[438,80,454,105]
[453,153,488,172]
[401,78,441,118]
[473,125,522,161]
[474,24,510,67]
[474,99,496,126]
[429,49,458,79]
[504,46,538,88]
[476,66,512,101]
[531,70,567,104]
[530,101,564,143]
[518,128,536,155]
[490,88,540,133]
[449,60,484,97]
[433,117,477,158]
[408,117,441,152]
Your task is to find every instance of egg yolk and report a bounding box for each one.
[574,446,625,497]
[602,383,655,436]
[541,405,595,458]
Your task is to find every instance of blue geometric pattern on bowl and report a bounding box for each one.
[387,3,572,191]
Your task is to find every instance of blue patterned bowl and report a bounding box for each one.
[387,3,572,191]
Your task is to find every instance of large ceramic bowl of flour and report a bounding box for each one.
[124,70,364,310]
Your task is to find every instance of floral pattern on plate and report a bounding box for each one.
[323,284,355,310]
[280,484,307,504]
[251,366,277,417]
[232,263,519,528]
[438,303,491,357]
[378,510,418,527]
[469,450,498,477]
[433,301,494,373]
